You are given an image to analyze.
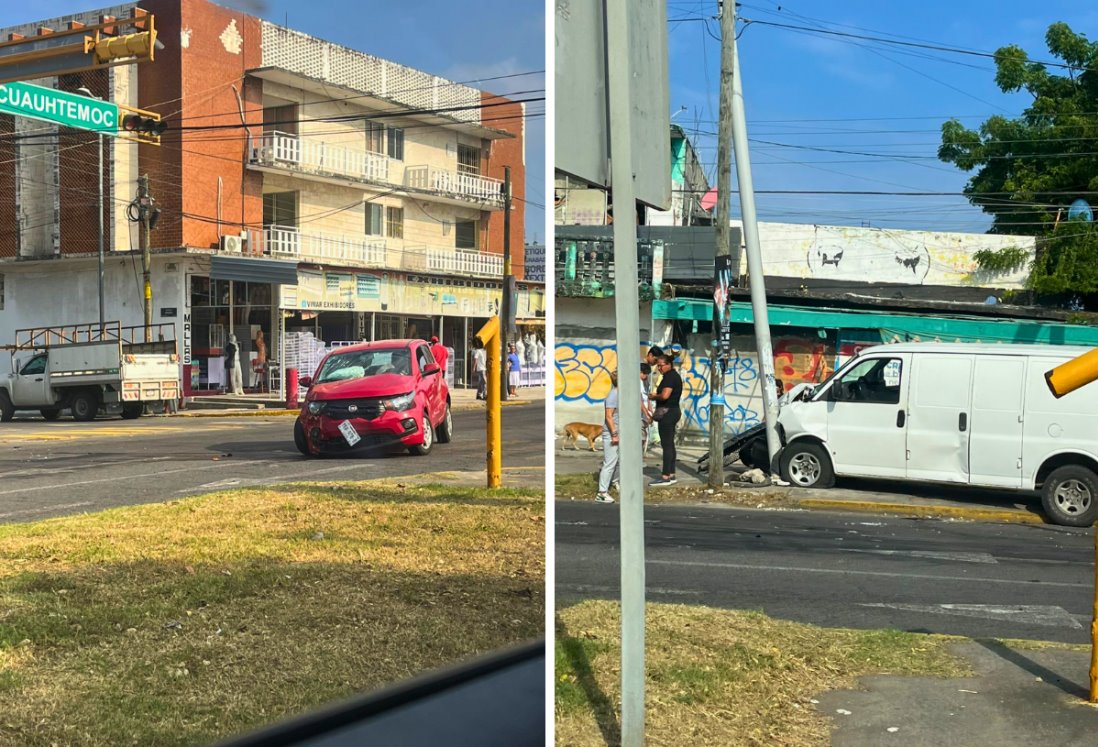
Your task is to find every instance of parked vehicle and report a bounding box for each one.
[0,322,180,422]
[294,339,452,457]
[773,342,1098,526]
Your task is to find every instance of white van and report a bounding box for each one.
[775,342,1098,526]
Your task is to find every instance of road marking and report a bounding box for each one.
[858,603,1082,629]
[841,549,999,564]
[196,479,243,489]
[647,558,1091,589]
[559,583,702,597]
[0,462,238,496]
[0,424,248,442]
[0,501,93,519]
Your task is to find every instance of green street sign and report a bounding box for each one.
[0,80,118,134]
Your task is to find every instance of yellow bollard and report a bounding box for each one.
[475,316,502,488]
[1045,347,1098,399]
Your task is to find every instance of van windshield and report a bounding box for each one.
[315,348,411,383]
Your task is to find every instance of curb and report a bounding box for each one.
[792,498,1046,525]
[171,400,541,418]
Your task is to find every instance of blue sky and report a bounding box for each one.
[1,0,545,241]
[666,1,1098,234]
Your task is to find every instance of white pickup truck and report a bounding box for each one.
[0,322,180,421]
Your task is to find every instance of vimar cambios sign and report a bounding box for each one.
[0,81,119,133]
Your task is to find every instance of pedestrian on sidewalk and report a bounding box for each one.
[596,370,621,503]
[472,340,487,400]
[429,335,449,373]
[507,343,521,397]
[640,362,654,454]
[649,352,683,486]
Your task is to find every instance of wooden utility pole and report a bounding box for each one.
[500,166,513,401]
[138,173,153,342]
[709,0,736,488]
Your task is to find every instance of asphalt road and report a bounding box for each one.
[556,501,1096,644]
[0,404,544,524]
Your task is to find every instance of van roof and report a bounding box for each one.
[858,342,1095,357]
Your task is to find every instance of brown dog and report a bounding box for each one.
[561,422,603,451]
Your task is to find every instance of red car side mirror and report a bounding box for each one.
[299,375,313,388]
[423,363,441,376]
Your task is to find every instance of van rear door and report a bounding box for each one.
[905,353,973,482]
[967,355,1025,487]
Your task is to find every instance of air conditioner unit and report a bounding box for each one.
[220,235,243,253]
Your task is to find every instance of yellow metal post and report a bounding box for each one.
[475,316,502,488]
[1045,347,1098,398]
[1092,530,1098,702]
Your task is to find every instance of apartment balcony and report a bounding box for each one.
[404,166,505,208]
[398,246,504,278]
[256,225,387,265]
[249,131,390,187]
[555,238,661,300]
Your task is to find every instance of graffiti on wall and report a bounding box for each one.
[556,335,839,436]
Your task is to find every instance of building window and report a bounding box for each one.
[385,207,404,239]
[263,191,298,227]
[263,104,297,135]
[365,121,385,154]
[356,274,381,299]
[457,144,480,175]
[387,127,404,161]
[365,203,383,236]
[456,220,478,250]
[0,273,4,309]
[326,274,341,292]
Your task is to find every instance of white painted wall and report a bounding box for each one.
[0,254,192,374]
[731,220,1036,288]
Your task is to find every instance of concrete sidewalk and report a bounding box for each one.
[556,437,1050,525]
[174,383,546,418]
[819,640,1098,745]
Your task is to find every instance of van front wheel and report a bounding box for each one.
[1041,465,1098,527]
[779,442,835,489]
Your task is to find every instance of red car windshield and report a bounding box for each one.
[315,348,411,384]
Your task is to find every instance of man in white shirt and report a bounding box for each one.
[472,343,488,400]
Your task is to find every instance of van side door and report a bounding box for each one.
[824,353,909,478]
[905,353,973,483]
[967,355,1025,487]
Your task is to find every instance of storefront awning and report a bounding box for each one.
[210,255,299,285]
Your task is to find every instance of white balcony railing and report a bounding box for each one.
[405,165,504,206]
[263,225,386,265]
[411,247,504,277]
[251,131,389,184]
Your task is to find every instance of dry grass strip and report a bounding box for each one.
[0,482,544,746]
[555,600,968,746]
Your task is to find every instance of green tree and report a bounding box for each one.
[939,23,1098,299]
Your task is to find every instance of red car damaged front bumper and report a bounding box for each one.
[298,406,425,455]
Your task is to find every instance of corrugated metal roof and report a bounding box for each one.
[210,255,299,285]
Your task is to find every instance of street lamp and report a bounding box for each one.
[76,86,106,334]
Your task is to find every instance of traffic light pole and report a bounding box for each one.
[97,129,105,335]
[139,173,153,342]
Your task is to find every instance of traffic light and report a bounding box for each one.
[121,113,167,137]
[87,29,157,64]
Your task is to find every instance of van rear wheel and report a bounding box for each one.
[779,441,835,489]
[71,390,99,422]
[1041,465,1098,527]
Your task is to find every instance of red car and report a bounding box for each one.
[294,339,452,456]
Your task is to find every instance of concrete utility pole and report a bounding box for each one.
[138,173,153,342]
[500,166,512,401]
[606,0,646,742]
[708,0,736,488]
[729,2,782,468]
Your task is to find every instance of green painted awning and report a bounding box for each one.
[652,298,1098,346]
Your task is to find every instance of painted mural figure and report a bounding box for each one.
[253,329,267,389]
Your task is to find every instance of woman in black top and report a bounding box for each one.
[649,353,683,485]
